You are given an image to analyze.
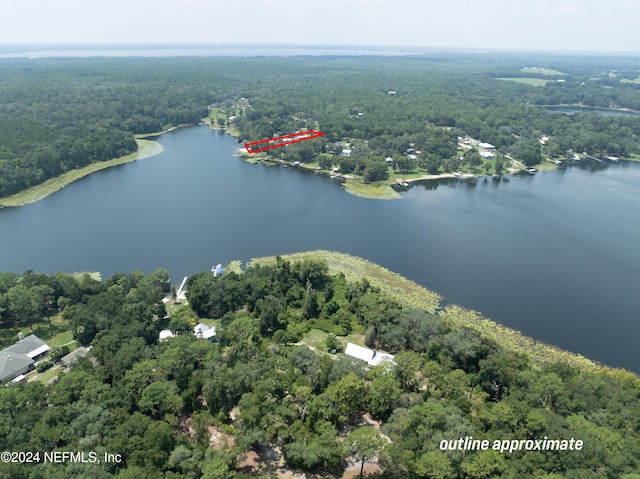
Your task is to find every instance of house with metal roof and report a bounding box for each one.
[0,334,51,383]
[5,334,50,361]
[345,342,394,367]
[194,323,216,340]
[0,351,33,383]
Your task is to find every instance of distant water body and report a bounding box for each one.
[0,44,427,59]
[545,105,640,118]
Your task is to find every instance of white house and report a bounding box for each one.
[194,323,216,340]
[159,329,175,342]
[345,342,394,367]
[478,142,495,150]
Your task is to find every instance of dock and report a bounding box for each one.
[584,153,604,163]
[505,155,536,174]
[176,276,188,300]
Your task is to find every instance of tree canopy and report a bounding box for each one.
[1,258,640,477]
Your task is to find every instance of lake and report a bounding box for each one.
[545,105,640,118]
[1,126,639,372]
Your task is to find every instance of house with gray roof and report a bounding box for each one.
[0,334,51,383]
[6,334,50,361]
[0,351,33,383]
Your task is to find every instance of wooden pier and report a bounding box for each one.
[176,276,188,299]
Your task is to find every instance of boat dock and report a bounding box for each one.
[506,155,536,174]
[176,276,188,300]
[584,153,604,163]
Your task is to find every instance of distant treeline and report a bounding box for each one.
[2,54,640,196]
[0,58,216,197]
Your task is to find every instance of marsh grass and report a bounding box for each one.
[0,140,163,208]
[343,179,401,200]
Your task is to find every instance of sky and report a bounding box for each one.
[1,0,639,54]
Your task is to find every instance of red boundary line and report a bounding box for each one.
[245,130,325,154]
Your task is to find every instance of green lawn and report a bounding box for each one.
[28,364,63,384]
[301,328,330,351]
[496,77,550,87]
[521,67,567,76]
[46,330,76,349]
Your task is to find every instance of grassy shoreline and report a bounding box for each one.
[249,250,604,372]
[0,139,163,208]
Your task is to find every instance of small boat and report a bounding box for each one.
[527,168,537,174]
[403,182,409,187]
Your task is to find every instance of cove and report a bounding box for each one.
[1,126,639,372]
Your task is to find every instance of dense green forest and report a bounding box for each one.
[1,54,640,198]
[1,258,639,478]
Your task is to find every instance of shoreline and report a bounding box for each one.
[0,139,164,208]
[249,250,609,372]
[232,124,640,200]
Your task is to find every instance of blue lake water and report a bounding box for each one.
[545,105,640,118]
[1,126,639,372]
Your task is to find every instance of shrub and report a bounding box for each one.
[36,361,53,373]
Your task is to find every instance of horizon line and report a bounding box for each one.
[0,43,638,58]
